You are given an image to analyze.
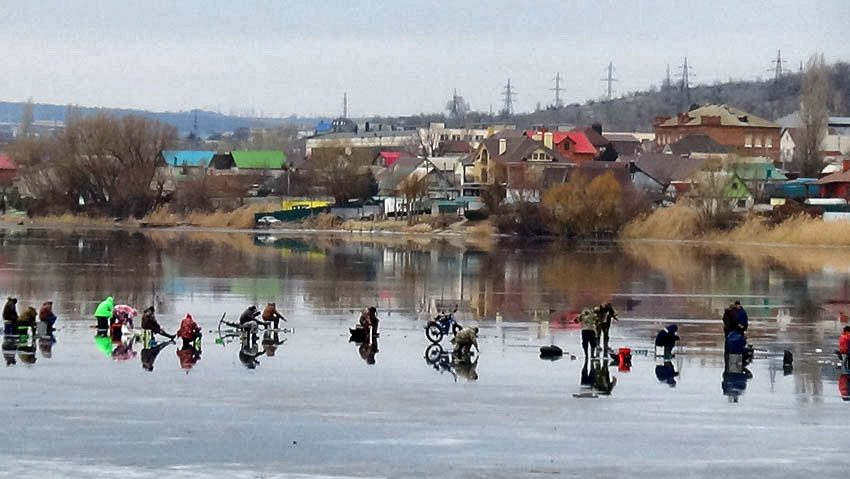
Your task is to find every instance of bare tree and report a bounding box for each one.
[795,53,831,177]
[20,98,34,138]
[397,174,429,224]
[408,127,442,159]
[446,91,470,121]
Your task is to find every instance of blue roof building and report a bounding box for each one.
[161,150,216,167]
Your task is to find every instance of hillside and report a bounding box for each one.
[510,62,850,132]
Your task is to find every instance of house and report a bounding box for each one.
[630,154,707,200]
[575,126,615,161]
[161,150,215,168]
[604,133,642,157]
[662,135,730,160]
[779,128,798,169]
[461,130,572,203]
[0,154,16,190]
[684,170,753,211]
[817,161,850,199]
[655,104,781,162]
[730,159,788,200]
[210,151,287,176]
[525,130,597,163]
[377,155,460,216]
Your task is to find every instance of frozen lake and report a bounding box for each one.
[0,228,847,478]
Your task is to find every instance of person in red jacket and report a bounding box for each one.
[839,326,850,355]
[176,314,201,349]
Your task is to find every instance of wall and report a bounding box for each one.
[655,124,781,162]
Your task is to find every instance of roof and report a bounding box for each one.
[0,154,16,170]
[665,135,729,156]
[818,169,850,185]
[659,104,780,129]
[633,154,707,184]
[231,150,286,169]
[573,161,632,186]
[161,150,216,167]
[524,130,596,155]
[731,161,788,181]
[492,136,569,164]
[379,151,403,167]
[377,155,424,194]
[576,128,610,148]
[438,139,473,155]
[604,133,640,143]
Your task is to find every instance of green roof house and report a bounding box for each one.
[211,151,287,171]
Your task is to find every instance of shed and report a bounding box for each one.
[161,150,216,167]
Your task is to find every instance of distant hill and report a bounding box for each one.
[0,101,325,137]
[508,62,850,132]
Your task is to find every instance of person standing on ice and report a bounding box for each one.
[574,308,599,358]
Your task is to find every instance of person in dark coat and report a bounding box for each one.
[655,324,680,358]
[722,304,739,337]
[734,301,748,332]
[3,297,18,334]
[655,361,679,387]
[141,306,175,340]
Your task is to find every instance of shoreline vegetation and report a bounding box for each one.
[4,204,850,274]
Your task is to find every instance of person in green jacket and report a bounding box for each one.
[94,297,114,332]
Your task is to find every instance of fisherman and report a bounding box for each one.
[176,313,201,349]
[655,324,680,358]
[94,296,114,332]
[452,326,479,356]
[574,308,599,358]
[141,306,175,340]
[261,303,287,329]
[734,301,749,332]
[3,297,18,335]
[722,303,739,337]
[593,302,619,354]
[17,306,36,328]
[839,326,850,357]
[360,306,379,338]
[239,305,267,338]
[38,301,57,329]
[113,305,138,330]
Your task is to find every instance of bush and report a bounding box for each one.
[464,208,489,221]
[542,171,626,236]
[491,202,552,236]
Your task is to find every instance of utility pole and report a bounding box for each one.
[343,92,348,119]
[600,61,618,101]
[550,73,564,108]
[192,109,199,133]
[501,79,517,116]
[664,64,672,89]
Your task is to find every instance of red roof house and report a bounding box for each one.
[525,130,597,163]
[0,154,17,188]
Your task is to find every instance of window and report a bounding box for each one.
[765,136,773,148]
[481,150,488,165]
[482,168,488,183]
[737,199,746,209]
[744,135,753,147]
[755,136,762,147]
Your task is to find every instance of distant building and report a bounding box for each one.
[0,154,17,190]
[525,130,597,163]
[210,150,287,176]
[654,104,781,162]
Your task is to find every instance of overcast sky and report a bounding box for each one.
[1,0,848,118]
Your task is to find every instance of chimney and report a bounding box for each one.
[678,113,689,125]
[654,116,670,126]
[843,159,850,173]
[499,138,507,155]
[543,132,553,149]
[591,123,602,135]
[487,126,495,137]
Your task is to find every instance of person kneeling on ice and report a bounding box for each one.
[655,324,680,358]
[452,326,479,355]
[17,306,37,329]
[261,303,287,329]
[141,306,175,340]
[176,313,202,349]
[38,301,57,329]
[240,306,267,337]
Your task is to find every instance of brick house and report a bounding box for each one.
[654,104,781,163]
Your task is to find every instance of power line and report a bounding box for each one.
[550,73,564,108]
[501,79,517,116]
[342,92,348,119]
[769,49,787,82]
[676,57,694,104]
[600,61,618,100]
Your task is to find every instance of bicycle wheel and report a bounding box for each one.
[425,323,444,343]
